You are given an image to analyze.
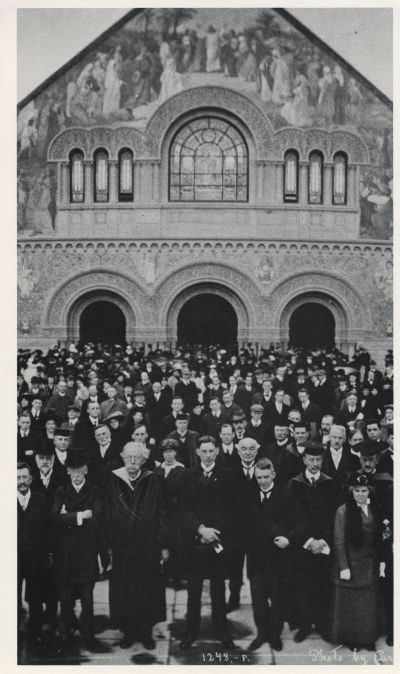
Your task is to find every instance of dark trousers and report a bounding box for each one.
[227,551,245,603]
[294,552,331,633]
[59,582,94,640]
[186,572,229,639]
[18,564,43,638]
[249,569,283,640]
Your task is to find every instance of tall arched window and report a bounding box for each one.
[69,149,84,203]
[118,148,134,201]
[94,149,109,202]
[169,116,248,202]
[284,150,299,202]
[308,151,323,204]
[332,152,347,205]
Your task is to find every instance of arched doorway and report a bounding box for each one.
[289,302,335,349]
[177,294,238,347]
[79,301,126,345]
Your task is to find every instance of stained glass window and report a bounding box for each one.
[94,149,109,202]
[284,150,299,202]
[333,152,347,205]
[118,148,134,201]
[308,151,323,204]
[70,150,84,203]
[169,117,248,202]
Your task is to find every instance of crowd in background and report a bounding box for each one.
[17,341,393,659]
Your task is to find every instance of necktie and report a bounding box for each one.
[260,491,265,502]
[203,470,212,479]
[245,466,252,481]
[309,477,315,485]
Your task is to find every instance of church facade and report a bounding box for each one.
[17,8,393,362]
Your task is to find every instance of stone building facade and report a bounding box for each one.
[17,9,393,362]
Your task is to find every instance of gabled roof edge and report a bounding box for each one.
[275,8,392,107]
[17,7,142,111]
[18,7,392,111]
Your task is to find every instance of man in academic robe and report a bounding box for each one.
[245,457,299,652]
[286,441,337,643]
[52,449,103,653]
[104,442,168,650]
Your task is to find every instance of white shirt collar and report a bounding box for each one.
[201,462,215,473]
[55,448,67,464]
[41,468,53,486]
[222,443,234,454]
[305,469,320,482]
[17,489,31,508]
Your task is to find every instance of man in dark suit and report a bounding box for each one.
[234,374,258,417]
[310,369,335,415]
[18,462,49,650]
[29,395,47,436]
[246,403,272,452]
[203,374,225,411]
[46,381,75,424]
[52,428,72,473]
[287,441,337,642]
[295,388,321,438]
[100,386,128,422]
[160,396,185,439]
[378,424,393,476]
[61,405,80,435]
[17,413,43,474]
[200,397,228,438]
[80,384,106,416]
[174,369,199,412]
[265,423,294,486]
[73,400,100,451]
[231,410,249,446]
[335,391,363,432]
[245,457,299,652]
[88,424,123,488]
[252,378,274,414]
[176,436,241,650]
[146,381,172,441]
[220,390,242,422]
[167,413,200,468]
[52,449,103,652]
[217,424,241,469]
[264,389,290,428]
[321,424,360,502]
[278,422,310,486]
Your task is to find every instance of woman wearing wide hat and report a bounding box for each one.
[328,472,385,651]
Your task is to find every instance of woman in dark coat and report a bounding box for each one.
[329,473,385,650]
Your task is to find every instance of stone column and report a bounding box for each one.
[298,161,308,206]
[323,163,333,207]
[275,162,284,206]
[60,161,69,207]
[109,160,118,203]
[84,160,93,206]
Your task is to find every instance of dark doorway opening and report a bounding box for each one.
[79,301,126,345]
[289,303,335,349]
[177,294,238,347]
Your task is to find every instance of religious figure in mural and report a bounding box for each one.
[17,7,392,239]
[374,259,393,303]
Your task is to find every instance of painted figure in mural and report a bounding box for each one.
[317,65,336,127]
[206,25,221,73]
[270,48,292,106]
[281,70,312,127]
[333,65,346,125]
[239,38,258,83]
[103,49,123,118]
[258,54,274,103]
[181,29,194,71]
[131,46,154,107]
[17,170,29,230]
[306,52,322,109]
[192,24,207,72]
[346,77,363,124]
[375,259,393,302]
[18,117,38,162]
[158,54,184,103]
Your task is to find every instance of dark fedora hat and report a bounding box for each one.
[65,448,89,468]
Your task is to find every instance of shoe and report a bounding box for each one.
[294,629,311,643]
[142,636,156,650]
[386,635,393,647]
[119,634,135,649]
[270,637,283,651]
[219,636,237,650]
[225,598,240,614]
[179,635,196,649]
[248,635,267,651]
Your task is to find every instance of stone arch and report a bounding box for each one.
[43,270,145,342]
[268,271,373,350]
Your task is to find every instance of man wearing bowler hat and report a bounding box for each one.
[52,449,103,653]
[287,440,337,643]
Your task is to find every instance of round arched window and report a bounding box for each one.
[169,117,248,202]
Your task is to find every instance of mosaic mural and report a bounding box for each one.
[17,8,392,238]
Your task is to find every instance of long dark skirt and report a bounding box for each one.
[329,581,381,646]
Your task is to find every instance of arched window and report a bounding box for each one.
[284,150,299,202]
[94,149,109,202]
[308,151,323,204]
[332,152,347,205]
[169,116,248,202]
[118,148,134,201]
[69,149,84,202]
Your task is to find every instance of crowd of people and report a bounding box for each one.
[17,341,393,659]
